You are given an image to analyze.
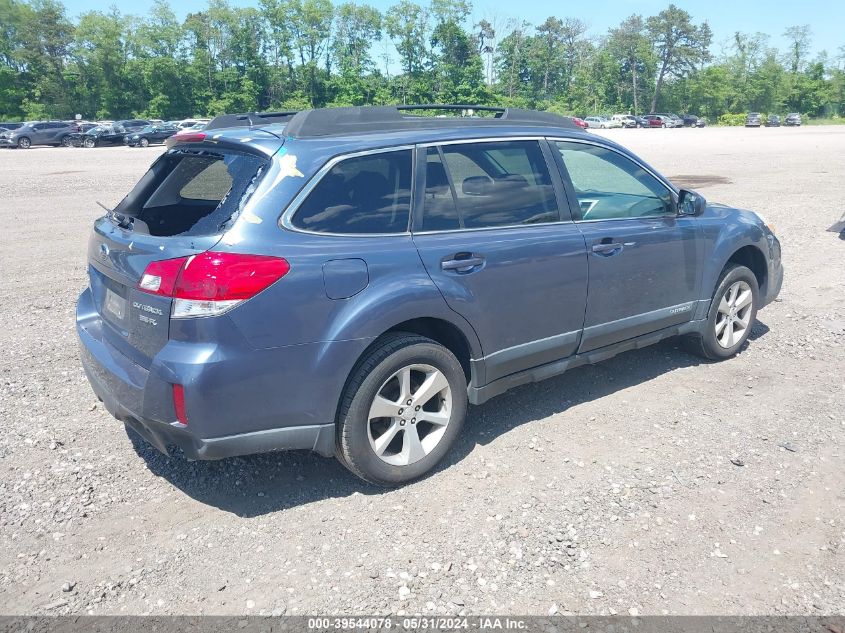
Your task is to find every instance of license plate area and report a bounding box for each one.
[104,287,127,322]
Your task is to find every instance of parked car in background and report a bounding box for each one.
[645,114,669,128]
[584,116,617,129]
[664,113,684,128]
[681,114,706,127]
[75,104,782,485]
[0,121,23,131]
[114,119,151,133]
[75,125,130,148]
[125,124,179,147]
[612,114,637,128]
[785,113,802,126]
[176,118,210,130]
[745,113,762,127]
[765,115,781,127]
[571,117,588,130]
[0,121,77,148]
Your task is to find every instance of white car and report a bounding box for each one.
[176,118,211,130]
[613,114,641,128]
[584,116,617,129]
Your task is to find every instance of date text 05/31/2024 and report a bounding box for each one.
[307,617,529,630]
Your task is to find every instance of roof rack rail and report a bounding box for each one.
[205,110,299,131]
[283,105,577,138]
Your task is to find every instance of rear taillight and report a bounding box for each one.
[137,252,290,318]
[172,384,188,425]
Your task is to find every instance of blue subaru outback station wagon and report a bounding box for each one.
[77,105,783,485]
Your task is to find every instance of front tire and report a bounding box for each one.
[336,333,468,486]
[685,264,759,360]
[83,138,95,148]
[17,136,31,149]
[139,138,150,147]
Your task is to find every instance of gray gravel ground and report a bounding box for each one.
[0,127,843,617]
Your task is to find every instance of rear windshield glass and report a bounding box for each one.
[114,149,266,237]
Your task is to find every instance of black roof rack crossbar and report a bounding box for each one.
[205,110,300,131]
[283,105,577,138]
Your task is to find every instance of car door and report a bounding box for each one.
[29,123,49,144]
[551,139,703,353]
[412,138,588,385]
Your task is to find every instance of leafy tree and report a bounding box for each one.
[607,15,652,114]
[0,0,841,123]
[646,4,711,111]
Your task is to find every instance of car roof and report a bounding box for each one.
[198,105,598,153]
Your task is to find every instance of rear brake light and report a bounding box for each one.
[172,384,188,425]
[166,132,206,147]
[137,252,290,318]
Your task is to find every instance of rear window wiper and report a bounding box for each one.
[97,201,134,230]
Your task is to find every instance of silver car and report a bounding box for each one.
[0,121,77,148]
[584,116,611,129]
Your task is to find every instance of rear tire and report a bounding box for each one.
[684,264,759,360]
[59,135,71,147]
[83,138,95,148]
[336,332,468,486]
[17,136,31,149]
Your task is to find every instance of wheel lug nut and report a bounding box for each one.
[406,399,412,405]
[400,420,406,426]
[411,418,416,424]
[415,405,421,411]
[398,408,404,414]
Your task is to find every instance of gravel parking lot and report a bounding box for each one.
[1,127,843,617]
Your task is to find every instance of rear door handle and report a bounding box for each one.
[441,254,485,272]
[591,242,624,256]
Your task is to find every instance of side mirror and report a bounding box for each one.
[678,188,706,216]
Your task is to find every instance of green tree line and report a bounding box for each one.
[1,0,843,121]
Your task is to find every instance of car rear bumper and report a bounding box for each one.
[76,288,337,459]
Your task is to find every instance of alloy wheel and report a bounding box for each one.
[18,137,30,149]
[140,138,149,147]
[715,280,753,348]
[367,364,452,466]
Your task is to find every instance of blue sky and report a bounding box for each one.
[60,0,844,61]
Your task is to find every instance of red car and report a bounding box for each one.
[646,115,664,128]
[572,117,588,129]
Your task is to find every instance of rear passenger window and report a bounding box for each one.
[293,150,412,234]
[421,140,558,230]
[421,148,460,231]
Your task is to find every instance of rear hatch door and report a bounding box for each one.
[86,146,270,368]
